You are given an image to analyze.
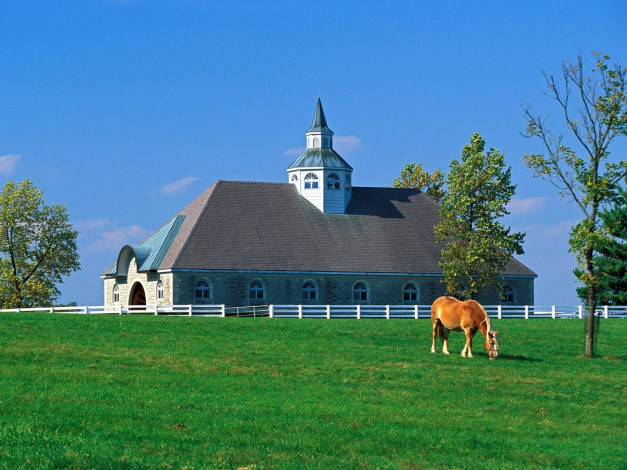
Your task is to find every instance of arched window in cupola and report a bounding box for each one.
[345,174,351,190]
[304,173,319,189]
[326,173,340,190]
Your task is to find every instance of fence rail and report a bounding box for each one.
[1,304,626,318]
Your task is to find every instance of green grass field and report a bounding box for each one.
[0,314,625,469]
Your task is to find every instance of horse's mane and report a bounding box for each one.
[474,301,493,334]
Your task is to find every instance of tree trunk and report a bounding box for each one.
[584,248,597,357]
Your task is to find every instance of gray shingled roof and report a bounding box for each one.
[130,181,534,277]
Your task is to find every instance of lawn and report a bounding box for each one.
[0,314,625,469]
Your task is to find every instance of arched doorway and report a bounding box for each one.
[130,282,146,306]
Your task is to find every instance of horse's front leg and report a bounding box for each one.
[462,327,474,358]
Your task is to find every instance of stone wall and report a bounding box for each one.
[169,271,535,306]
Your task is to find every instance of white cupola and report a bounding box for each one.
[287,98,353,214]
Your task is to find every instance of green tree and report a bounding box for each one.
[522,52,627,357]
[393,162,446,203]
[0,179,80,308]
[576,181,627,305]
[434,133,525,300]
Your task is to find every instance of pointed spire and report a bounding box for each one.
[308,98,332,133]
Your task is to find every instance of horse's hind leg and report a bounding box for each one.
[431,320,438,353]
[441,327,450,355]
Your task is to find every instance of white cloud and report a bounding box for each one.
[74,218,111,233]
[507,196,548,215]
[283,147,305,157]
[87,225,149,252]
[0,154,21,174]
[334,135,363,154]
[160,176,201,195]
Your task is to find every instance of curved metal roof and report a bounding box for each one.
[287,148,353,170]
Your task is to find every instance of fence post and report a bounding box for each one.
[326,304,331,320]
[154,305,158,316]
[578,305,583,319]
[497,305,502,320]
[356,305,361,320]
[525,305,529,320]
[221,304,226,317]
[386,305,390,320]
[83,306,88,314]
[604,305,609,318]
[414,305,419,320]
[119,305,123,315]
[298,305,303,319]
[551,305,556,319]
[268,305,274,318]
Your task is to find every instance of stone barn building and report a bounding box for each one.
[102,99,536,307]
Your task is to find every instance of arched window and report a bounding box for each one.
[291,174,298,183]
[353,281,369,302]
[403,282,418,303]
[503,285,516,304]
[345,174,351,190]
[304,173,319,189]
[113,284,120,304]
[156,281,164,301]
[326,173,340,189]
[195,280,211,300]
[249,280,265,302]
[313,137,320,148]
[302,281,317,301]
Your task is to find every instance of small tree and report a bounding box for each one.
[434,133,525,300]
[393,162,446,203]
[0,179,80,308]
[522,52,627,357]
[576,181,627,305]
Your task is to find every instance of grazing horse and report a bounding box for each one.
[431,296,499,359]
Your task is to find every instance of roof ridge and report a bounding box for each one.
[169,181,222,268]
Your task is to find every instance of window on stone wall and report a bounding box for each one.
[326,173,340,189]
[304,173,319,189]
[113,284,120,304]
[503,285,516,304]
[302,281,317,301]
[249,280,265,302]
[156,281,164,301]
[403,282,418,303]
[353,282,369,302]
[195,280,211,300]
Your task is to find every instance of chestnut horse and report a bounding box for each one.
[431,296,499,359]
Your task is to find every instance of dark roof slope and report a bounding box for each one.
[154,181,535,277]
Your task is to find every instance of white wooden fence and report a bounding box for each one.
[0,304,626,318]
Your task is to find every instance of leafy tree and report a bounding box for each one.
[393,162,446,203]
[434,133,525,300]
[576,181,627,305]
[0,179,80,308]
[522,52,627,357]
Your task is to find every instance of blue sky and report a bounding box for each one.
[1,1,626,306]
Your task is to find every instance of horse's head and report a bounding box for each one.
[485,330,499,359]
